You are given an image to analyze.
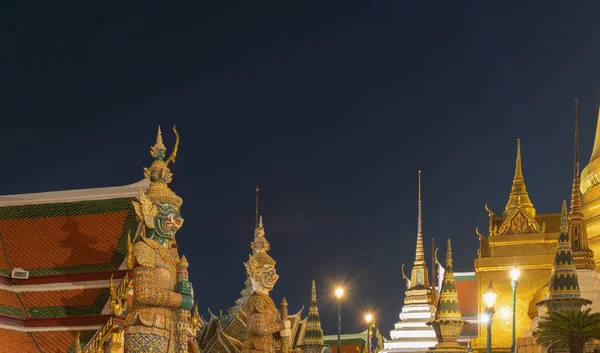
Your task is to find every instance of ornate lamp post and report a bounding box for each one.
[483,281,497,353]
[509,264,520,353]
[335,288,344,353]
[365,313,373,353]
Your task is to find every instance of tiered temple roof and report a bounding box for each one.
[0,178,148,353]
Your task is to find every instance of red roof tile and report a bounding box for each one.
[0,289,23,309]
[0,329,38,353]
[0,237,10,277]
[0,198,137,277]
[34,330,79,353]
[21,288,102,308]
[456,278,478,317]
[0,289,26,318]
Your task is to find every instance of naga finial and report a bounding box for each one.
[484,203,494,216]
[401,263,410,288]
[165,126,180,166]
[127,231,134,270]
[109,274,122,315]
[475,226,485,240]
[75,332,83,353]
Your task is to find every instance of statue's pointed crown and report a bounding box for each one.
[143,126,182,207]
[250,215,275,266]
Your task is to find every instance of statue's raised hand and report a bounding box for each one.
[176,280,194,297]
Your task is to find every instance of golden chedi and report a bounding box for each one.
[580,107,600,269]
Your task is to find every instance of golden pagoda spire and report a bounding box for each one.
[570,100,595,269]
[408,170,430,290]
[589,107,600,163]
[503,139,536,218]
[415,170,425,264]
[571,100,582,213]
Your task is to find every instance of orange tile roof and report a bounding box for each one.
[329,344,365,353]
[0,198,137,277]
[456,279,478,317]
[0,328,97,353]
[21,288,102,308]
[0,288,23,309]
[34,330,80,353]
[0,288,26,318]
[0,329,38,353]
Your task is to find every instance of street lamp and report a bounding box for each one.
[336,288,344,353]
[509,264,520,353]
[483,281,497,353]
[365,313,374,353]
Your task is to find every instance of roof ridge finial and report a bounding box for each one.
[503,139,535,218]
[571,100,582,213]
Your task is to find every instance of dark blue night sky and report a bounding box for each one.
[2,1,600,336]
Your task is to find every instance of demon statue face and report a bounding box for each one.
[133,190,184,245]
[244,253,279,294]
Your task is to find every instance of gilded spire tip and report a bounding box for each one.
[504,138,535,217]
[561,200,568,233]
[571,100,582,214]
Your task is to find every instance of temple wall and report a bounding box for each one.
[473,257,554,352]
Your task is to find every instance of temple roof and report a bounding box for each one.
[454,272,477,318]
[0,287,110,320]
[0,328,96,353]
[0,181,143,278]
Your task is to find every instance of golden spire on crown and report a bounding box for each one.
[143,126,182,207]
[249,186,275,266]
[504,139,535,218]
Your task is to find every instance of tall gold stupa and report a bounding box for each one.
[580,108,600,269]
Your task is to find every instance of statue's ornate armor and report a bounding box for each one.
[124,238,182,352]
[124,126,196,353]
[243,292,285,353]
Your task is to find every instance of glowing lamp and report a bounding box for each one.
[365,314,373,323]
[483,281,497,308]
[335,288,344,298]
[510,264,520,281]
[480,313,490,323]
